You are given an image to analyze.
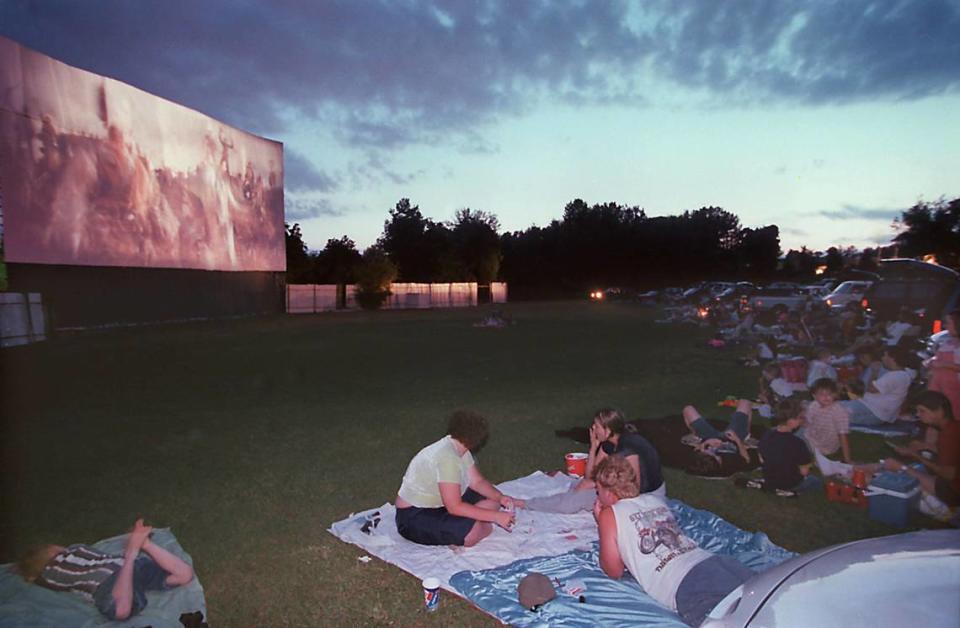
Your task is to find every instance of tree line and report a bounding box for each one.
[285,196,960,299]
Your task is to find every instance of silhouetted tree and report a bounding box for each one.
[315,236,362,284]
[285,222,312,283]
[378,198,453,281]
[893,197,960,268]
[825,246,843,273]
[449,208,502,283]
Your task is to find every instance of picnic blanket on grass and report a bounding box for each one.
[849,420,919,437]
[557,415,763,478]
[0,528,206,628]
[329,471,795,625]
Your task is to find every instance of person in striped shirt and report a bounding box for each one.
[16,518,194,620]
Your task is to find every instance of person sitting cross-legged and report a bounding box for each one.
[593,456,754,627]
[394,410,522,547]
[755,398,821,497]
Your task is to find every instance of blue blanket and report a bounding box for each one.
[0,528,206,628]
[449,499,795,627]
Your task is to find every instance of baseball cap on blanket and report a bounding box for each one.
[518,572,556,610]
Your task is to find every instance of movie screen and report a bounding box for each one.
[0,36,285,272]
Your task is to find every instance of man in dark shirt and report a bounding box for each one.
[758,398,819,496]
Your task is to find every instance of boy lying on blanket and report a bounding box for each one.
[15,518,194,621]
[593,456,753,627]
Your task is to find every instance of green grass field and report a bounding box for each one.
[0,302,922,625]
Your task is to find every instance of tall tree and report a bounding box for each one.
[285,222,312,283]
[449,208,502,283]
[315,235,362,284]
[378,198,451,281]
[893,198,960,268]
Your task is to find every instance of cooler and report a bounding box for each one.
[865,472,920,527]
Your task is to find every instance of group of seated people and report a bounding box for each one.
[389,310,959,623]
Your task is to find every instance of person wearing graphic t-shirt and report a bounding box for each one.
[593,456,753,627]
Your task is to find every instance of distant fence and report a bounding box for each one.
[0,292,47,347]
[286,282,507,314]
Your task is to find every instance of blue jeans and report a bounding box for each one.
[93,554,171,619]
[692,412,750,440]
[839,400,883,425]
[791,475,823,493]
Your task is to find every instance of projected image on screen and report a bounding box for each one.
[0,36,285,272]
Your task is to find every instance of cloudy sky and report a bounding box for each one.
[2,0,958,253]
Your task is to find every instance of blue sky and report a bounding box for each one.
[2,0,958,253]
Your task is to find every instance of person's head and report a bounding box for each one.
[810,378,839,406]
[771,397,805,431]
[814,347,833,362]
[855,346,878,366]
[881,346,908,370]
[447,410,489,451]
[913,390,954,425]
[592,408,626,441]
[762,363,782,381]
[947,309,959,337]
[15,544,64,582]
[593,456,640,506]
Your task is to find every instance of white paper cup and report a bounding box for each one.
[422,577,441,612]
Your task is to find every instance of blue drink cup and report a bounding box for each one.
[422,577,441,612]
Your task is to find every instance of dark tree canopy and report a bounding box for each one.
[894,198,960,269]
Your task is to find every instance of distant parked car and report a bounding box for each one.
[862,259,960,330]
[749,286,809,313]
[702,529,960,628]
[823,280,873,309]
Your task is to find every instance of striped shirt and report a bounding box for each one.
[35,544,124,602]
[804,400,850,456]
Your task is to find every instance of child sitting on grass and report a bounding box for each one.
[753,398,820,497]
[805,378,852,465]
[806,347,838,388]
[15,518,194,621]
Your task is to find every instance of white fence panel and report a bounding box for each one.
[287,284,339,313]
[0,292,47,347]
[286,282,487,313]
[491,282,508,303]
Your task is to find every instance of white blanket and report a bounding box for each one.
[328,472,597,592]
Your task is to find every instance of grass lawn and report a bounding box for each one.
[0,301,926,625]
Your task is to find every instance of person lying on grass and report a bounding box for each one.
[395,410,523,547]
[15,518,194,621]
[592,456,753,627]
[526,408,664,514]
[681,398,755,464]
[882,390,959,510]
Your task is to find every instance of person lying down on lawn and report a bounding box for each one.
[395,410,524,547]
[526,408,664,514]
[593,456,753,627]
[15,518,194,621]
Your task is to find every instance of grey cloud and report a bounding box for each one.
[817,204,902,221]
[285,149,338,193]
[1,0,957,150]
[285,196,342,221]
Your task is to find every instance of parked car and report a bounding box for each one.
[714,282,756,304]
[702,529,960,628]
[823,280,873,309]
[862,259,960,331]
[748,286,809,313]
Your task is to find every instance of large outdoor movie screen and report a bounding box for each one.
[0,36,285,272]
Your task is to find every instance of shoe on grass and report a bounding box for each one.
[734,476,765,490]
[774,488,798,498]
[680,434,703,447]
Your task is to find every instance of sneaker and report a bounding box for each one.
[734,476,765,490]
[744,436,760,449]
[774,488,798,498]
[681,434,703,447]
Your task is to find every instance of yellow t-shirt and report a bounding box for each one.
[397,436,475,508]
